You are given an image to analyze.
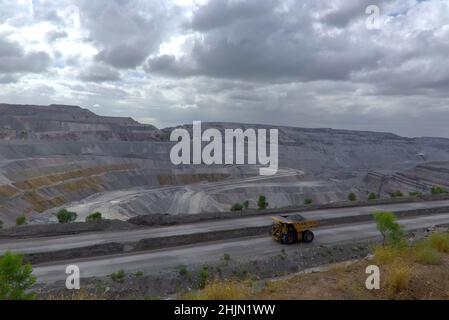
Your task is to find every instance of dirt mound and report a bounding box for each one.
[0,219,137,239]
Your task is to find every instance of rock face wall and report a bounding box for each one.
[2,103,449,226]
[364,161,449,195]
[0,103,163,142]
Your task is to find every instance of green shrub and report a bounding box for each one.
[428,232,449,253]
[16,215,26,226]
[134,271,144,277]
[413,244,441,265]
[198,267,209,289]
[179,265,188,276]
[431,186,448,195]
[178,265,192,281]
[390,190,404,198]
[223,253,231,261]
[368,193,377,200]
[348,192,357,202]
[86,212,102,222]
[0,251,36,300]
[56,209,78,224]
[110,270,126,283]
[374,211,405,247]
[257,196,269,210]
[373,246,404,265]
[304,198,313,205]
[0,219,3,229]
[230,203,243,211]
[409,191,422,197]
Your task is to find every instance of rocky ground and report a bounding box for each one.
[249,254,449,300]
[33,226,448,300]
[33,238,377,299]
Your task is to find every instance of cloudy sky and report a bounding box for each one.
[1,0,449,137]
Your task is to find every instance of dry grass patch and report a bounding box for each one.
[428,233,449,253]
[183,281,252,300]
[385,260,412,295]
[249,253,449,300]
[248,234,449,300]
[412,243,442,265]
[373,246,406,264]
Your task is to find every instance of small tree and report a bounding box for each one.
[56,209,78,224]
[258,196,269,210]
[198,267,209,289]
[110,270,126,283]
[431,186,448,195]
[368,193,377,200]
[304,198,313,205]
[0,251,36,300]
[86,212,102,222]
[230,203,243,212]
[243,201,250,210]
[16,215,26,226]
[0,219,3,229]
[348,192,357,202]
[374,211,405,247]
[390,190,404,198]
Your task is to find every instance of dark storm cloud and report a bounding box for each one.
[187,0,274,31]
[354,27,449,96]
[145,0,384,82]
[0,36,51,74]
[95,43,152,69]
[77,0,181,69]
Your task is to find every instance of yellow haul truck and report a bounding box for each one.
[271,214,318,244]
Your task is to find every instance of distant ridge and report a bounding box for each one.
[0,103,161,142]
[1,103,449,142]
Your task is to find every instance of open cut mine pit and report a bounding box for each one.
[2,104,449,227]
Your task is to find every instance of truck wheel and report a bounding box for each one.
[282,232,297,245]
[302,230,314,243]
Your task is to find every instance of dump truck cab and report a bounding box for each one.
[271,214,318,245]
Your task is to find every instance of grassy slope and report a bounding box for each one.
[185,232,449,300]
